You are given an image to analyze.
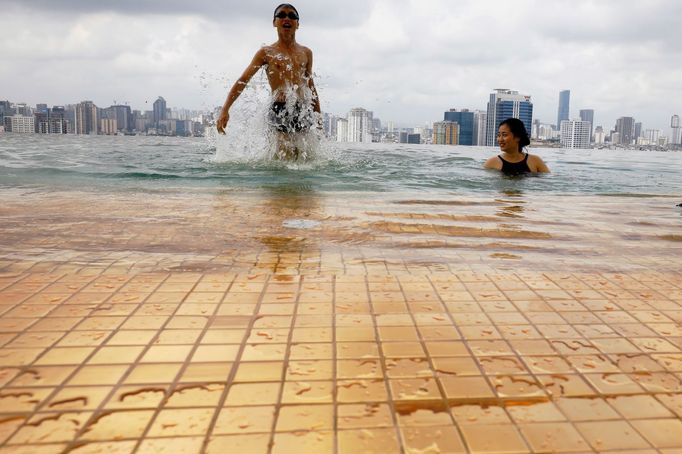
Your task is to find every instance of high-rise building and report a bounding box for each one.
[560,120,591,149]
[473,110,486,146]
[594,126,605,145]
[407,133,421,144]
[13,103,31,116]
[634,122,643,141]
[557,90,570,128]
[100,118,118,135]
[347,108,372,143]
[336,118,348,142]
[443,109,474,145]
[323,113,337,139]
[75,101,98,135]
[0,101,11,121]
[671,115,681,145]
[615,117,636,145]
[4,114,35,133]
[485,89,533,146]
[579,109,594,142]
[432,121,459,145]
[109,105,132,132]
[153,97,167,125]
[34,110,49,133]
[49,107,70,134]
[642,129,660,145]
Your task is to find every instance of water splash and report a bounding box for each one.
[209,71,328,164]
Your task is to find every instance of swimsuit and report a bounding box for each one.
[269,101,314,133]
[498,153,531,176]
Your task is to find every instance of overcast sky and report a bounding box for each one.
[2,0,681,131]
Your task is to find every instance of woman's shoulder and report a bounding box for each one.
[484,155,502,170]
[526,152,550,172]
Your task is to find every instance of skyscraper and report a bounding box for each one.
[485,89,533,146]
[347,108,372,143]
[671,115,681,145]
[557,90,570,129]
[473,110,486,146]
[594,126,605,145]
[110,105,132,132]
[615,117,636,145]
[75,101,98,135]
[49,107,70,134]
[579,109,594,142]
[336,118,348,142]
[560,120,591,149]
[153,97,167,125]
[634,122,643,141]
[443,109,474,145]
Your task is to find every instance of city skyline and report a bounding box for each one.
[2,95,680,148]
[1,0,680,132]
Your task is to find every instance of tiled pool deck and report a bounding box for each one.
[0,189,681,453]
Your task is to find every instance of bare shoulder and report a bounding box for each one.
[528,153,550,173]
[253,46,271,62]
[484,155,502,170]
[299,45,313,60]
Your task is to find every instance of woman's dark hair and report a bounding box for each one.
[499,118,530,153]
[274,4,299,20]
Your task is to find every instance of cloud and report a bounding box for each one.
[1,0,680,131]
[3,0,371,27]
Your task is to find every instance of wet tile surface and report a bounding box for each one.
[0,189,681,452]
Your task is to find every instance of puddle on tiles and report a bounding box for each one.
[386,358,433,378]
[166,383,225,406]
[493,375,547,399]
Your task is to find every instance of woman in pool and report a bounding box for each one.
[484,118,550,175]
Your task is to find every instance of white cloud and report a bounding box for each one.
[1,0,680,131]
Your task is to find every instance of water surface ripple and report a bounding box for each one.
[1,134,680,196]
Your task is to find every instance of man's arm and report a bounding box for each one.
[305,48,321,115]
[217,48,267,134]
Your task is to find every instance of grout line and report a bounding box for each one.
[197,273,274,454]
[129,273,235,454]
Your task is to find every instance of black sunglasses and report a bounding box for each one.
[275,11,299,20]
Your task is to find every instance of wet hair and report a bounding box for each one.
[499,118,530,153]
[273,3,299,20]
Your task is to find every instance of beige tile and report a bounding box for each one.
[460,424,529,453]
[338,428,400,454]
[575,420,652,451]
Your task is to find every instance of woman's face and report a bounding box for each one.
[497,124,520,153]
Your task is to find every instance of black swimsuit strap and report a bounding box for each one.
[498,153,527,164]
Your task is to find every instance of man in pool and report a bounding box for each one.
[216,3,321,160]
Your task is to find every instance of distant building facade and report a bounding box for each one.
[594,126,605,144]
[75,101,98,135]
[485,89,533,146]
[4,114,35,133]
[557,90,570,129]
[560,120,591,149]
[336,118,348,142]
[347,108,372,143]
[615,117,636,145]
[153,97,167,125]
[473,110,486,146]
[671,115,681,145]
[443,109,474,145]
[432,121,459,145]
[579,109,594,142]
